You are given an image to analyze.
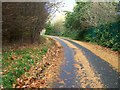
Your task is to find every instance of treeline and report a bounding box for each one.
[45,20,64,36]
[45,2,120,51]
[2,2,61,45]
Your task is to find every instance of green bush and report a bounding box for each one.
[83,22,120,51]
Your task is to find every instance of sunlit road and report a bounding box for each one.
[50,36,119,88]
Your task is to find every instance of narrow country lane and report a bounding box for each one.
[2,2,120,89]
[52,37,80,88]
[50,36,119,88]
[63,38,119,88]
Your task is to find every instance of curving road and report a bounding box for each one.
[51,36,119,88]
[52,37,80,88]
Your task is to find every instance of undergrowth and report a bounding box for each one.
[1,36,51,88]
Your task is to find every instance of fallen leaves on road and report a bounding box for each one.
[58,80,65,84]
[71,39,119,72]
[61,39,104,88]
[74,49,104,88]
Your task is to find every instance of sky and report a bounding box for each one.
[51,0,76,22]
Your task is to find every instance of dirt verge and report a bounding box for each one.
[66,38,119,72]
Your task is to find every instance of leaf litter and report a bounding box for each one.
[15,38,64,88]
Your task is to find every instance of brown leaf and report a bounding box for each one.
[45,62,50,66]
[40,80,45,84]
[11,55,17,60]
[59,80,65,84]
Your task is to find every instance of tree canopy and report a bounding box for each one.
[45,2,120,51]
[2,2,62,44]
[64,2,120,51]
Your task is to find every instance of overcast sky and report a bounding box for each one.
[52,0,76,22]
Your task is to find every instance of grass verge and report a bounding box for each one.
[1,36,52,88]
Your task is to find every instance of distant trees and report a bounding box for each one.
[45,19,64,36]
[45,21,55,36]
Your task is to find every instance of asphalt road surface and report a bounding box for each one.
[51,36,119,88]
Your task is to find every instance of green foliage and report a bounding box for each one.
[2,46,48,88]
[83,22,120,51]
[63,2,119,51]
[45,22,56,35]
[64,2,91,31]
[45,21,64,36]
[41,46,48,54]
[62,28,79,40]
